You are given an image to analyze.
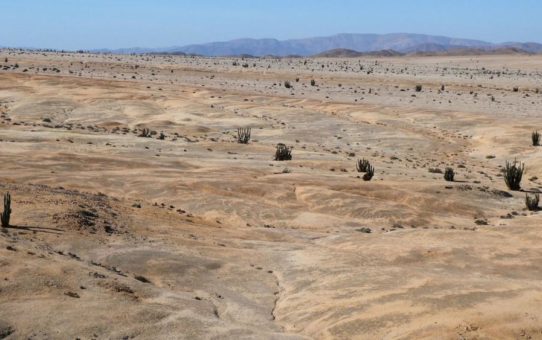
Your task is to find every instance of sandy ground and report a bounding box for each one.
[0,50,542,339]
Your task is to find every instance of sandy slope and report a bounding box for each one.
[0,51,541,339]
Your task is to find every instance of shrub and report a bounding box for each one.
[503,160,524,191]
[356,159,371,173]
[237,128,251,144]
[444,168,455,181]
[274,143,292,161]
[310,79,316,86]
[525,193,539,211]
[415,85,422,92]
[532,131,540,146]
[1,192,11,227]
[284,81,291,89]
[363,164,374,181]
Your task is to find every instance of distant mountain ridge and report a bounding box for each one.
[94,33,542,56]
[314,48,403,58]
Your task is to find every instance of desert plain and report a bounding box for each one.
[0,50,542,339]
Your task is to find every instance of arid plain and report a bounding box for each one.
[1,51,542,339]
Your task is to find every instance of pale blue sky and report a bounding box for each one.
[1,0,540,50]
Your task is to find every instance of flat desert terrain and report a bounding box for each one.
[0,51,542,339]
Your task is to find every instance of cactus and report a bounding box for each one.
[444,167,455,182]
[274,143,292,161]
[138,128,151,138]
[532,131,540,146]
[363,164,374,181]
[1,192,11,227]
[237,128,251,144]
[525,193,540,211]
[503,160,524,191]
[356,159,371,173]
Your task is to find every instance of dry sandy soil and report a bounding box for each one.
[0,50,542,339]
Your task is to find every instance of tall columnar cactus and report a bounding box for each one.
[503,160,524,191]
[237,128,251,144]
[1,192,11,227]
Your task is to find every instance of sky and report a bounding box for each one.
[1,0,541,50]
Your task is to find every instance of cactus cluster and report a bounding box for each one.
[356,159,374,181]
[237,128,251,144]
[274,143,292,161]
[503,160,524,191]
[356,159,371,173]
[139,128,151,137]
[532,131,540,146]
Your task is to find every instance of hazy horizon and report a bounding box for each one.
[2,0,542,50]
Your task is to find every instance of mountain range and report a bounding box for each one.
[95,33,542,56]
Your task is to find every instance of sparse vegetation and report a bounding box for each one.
[237,127,251,144]
[1,192,11,228]
[532,131,540,146]
[444,167,455,182]
[503,160,524,191]
[525,193,539,211]
[274,143,292,161]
